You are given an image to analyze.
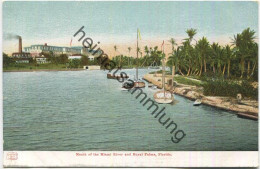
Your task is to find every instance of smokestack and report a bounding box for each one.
[19,37,22,53]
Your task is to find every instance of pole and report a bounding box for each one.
[162,42,165,98]
[136,28,138,80]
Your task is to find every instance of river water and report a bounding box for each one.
[3,69,258,151]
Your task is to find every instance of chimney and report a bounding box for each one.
[19,37,22,53]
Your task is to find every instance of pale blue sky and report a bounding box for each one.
[3,1,258,54]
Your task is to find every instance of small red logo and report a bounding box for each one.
[6,152,18,160]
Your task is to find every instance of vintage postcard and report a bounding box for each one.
[2,0,259,167]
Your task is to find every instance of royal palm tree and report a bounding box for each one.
[231,28,256,78]
[168,38,177,54]
[224,45,234,77]
[185,28,197,43]
[114,45,117,55]
[195,37,210,76]
[248,42,258,78]
[128,47,132,66]
[183,29,197,75]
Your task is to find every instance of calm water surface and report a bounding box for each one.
[3,69,258,151]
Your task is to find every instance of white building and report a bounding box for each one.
[68,55,82,60]
[35,57,49,64]
[15,58,30,64]
[83,65,100,70]
[24,44,82,57]
[88,55,95,61]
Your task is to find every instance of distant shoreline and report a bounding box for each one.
[3,67,147,72]
[3,68,84,72]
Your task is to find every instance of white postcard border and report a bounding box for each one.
[3,151,258,167]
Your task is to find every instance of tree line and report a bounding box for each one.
[3,51,101,69]
[167,28,258,80]
[112,28,258,80]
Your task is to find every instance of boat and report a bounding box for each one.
[153,51,174,104]
[107,73,129,80]
[148,61,160,69]
[134,80,145,88]
[121,81,133,91]
[154,91,173,104]
[148,66,160,69]
[193,99,202,106]
[122,28,145,90]
[151,85,157,90]
[148,83,153,87]
[133,28,145,88]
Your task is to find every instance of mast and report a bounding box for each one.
[136,28,138,80]
[162,42,165,98]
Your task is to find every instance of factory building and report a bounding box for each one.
[12,37,31,58]
[24,44,82,57]
[24,44,102,57]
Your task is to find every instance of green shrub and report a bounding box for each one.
[174,76,202,87]
[149,70,171,75]
[203,79,258,99]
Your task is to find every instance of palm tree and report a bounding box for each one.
[248,42,258,78]
[182,28,197,75]
[168,38,177,54]
[195,37,210,76]
[224,45,234,77]
[231,28,256,78]
[128,47,132,54]
[114,45,121,67]
[128,47,132,66]
[144,46,149,56]
[186,28,197,42]
[114,45,117,55]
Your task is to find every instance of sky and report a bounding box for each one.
[2,1,258,56]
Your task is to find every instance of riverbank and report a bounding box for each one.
[143,73,258,120]
[3,68,84,72]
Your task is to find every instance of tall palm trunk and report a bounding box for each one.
[186,67,190,76]
[227,60,230,78]
[194,69,199,76]
[222,64,226,75]
[204,59,207,72]
[199,60,203,76]
[247,61,250,79]
[240,58,245,78]
[120,55,121,68]
[179,68,185,76]
[213,64,215,74]
[218,63,221,74]
[187,62,192,76]
[250,62,256,77]
[191,68,197,75]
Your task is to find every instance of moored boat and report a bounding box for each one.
[107,73,129,80]
[154,91,174,104]
[193,99,202,106]
[148,83,153,87]
[122,28,145,90]
[153,54,174,104]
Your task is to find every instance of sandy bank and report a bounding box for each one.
[143,73,258,119]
